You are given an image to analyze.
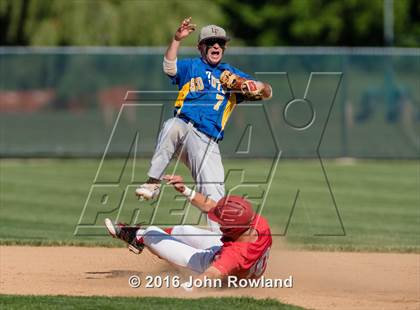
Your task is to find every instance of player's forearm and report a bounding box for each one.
[163,175,217,212]
[165,38,181,61]
[199,266,223,280]
[189,191,217,213]
[163,39,180,76]
[181,266,223,292]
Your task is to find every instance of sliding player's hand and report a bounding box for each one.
[163,175,186,193]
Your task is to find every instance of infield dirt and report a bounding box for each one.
[1,245,419,310]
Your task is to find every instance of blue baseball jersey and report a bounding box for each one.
[168,57,253,140]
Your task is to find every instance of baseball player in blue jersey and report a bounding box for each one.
[136,17,272,231]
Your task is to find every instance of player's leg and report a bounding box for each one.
[185,128,225,232]
[139,226,220,273]
[199,145,225,232]
[169,225,222,249]
[148,118,190,179]
[136,118,189,200]
[187,129,225,201]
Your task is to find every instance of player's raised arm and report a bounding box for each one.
[163,175,217,212]
[220,70,273,101]
[163,17,196,76]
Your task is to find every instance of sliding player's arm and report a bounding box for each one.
[163,175,217,212]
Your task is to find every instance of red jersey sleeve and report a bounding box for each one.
[211,246,241,276]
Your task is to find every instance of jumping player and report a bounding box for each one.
[106,174,272,286]
[135,17,272,231]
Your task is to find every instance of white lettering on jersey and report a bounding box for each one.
[206,71,225,94]
[248,247,271,278]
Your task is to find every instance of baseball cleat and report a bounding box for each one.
[104,218,144,254]
[135,183,161,200]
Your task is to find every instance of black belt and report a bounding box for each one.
[177,116,220,143]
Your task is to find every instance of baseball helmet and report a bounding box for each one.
[208,195,255,240]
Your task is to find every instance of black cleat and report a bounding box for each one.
[104,218,144,254]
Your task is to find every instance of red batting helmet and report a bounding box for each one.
[208,195,255,240]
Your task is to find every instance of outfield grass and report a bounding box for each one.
[0,159,418,252]
[0,296,306,310]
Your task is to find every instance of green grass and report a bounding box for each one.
[0,159,419,252]
[0,296,307,310]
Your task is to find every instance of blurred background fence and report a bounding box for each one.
[0,47,419,158]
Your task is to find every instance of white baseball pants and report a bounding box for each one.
[138,225,222,273]
[148,117,225,232]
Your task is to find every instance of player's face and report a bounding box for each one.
[220,226,247,241]
[199,38,227,65]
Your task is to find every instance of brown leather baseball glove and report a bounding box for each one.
[219,70,263,100]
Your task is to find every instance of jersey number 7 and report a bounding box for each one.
[213,94,224,111]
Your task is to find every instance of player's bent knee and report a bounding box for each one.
[171,225,192,236]
[142,226,167,245]
[170,225,183,236]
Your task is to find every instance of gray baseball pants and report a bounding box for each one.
[147,117,225,232]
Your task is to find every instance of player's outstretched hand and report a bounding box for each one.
[163,174,186,193]
[174,17,196,41]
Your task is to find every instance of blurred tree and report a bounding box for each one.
[0,0,223,46]
[0,0,29,45]
[0,0,418,46]
[216,0,420,47]
[394,0,420,46]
